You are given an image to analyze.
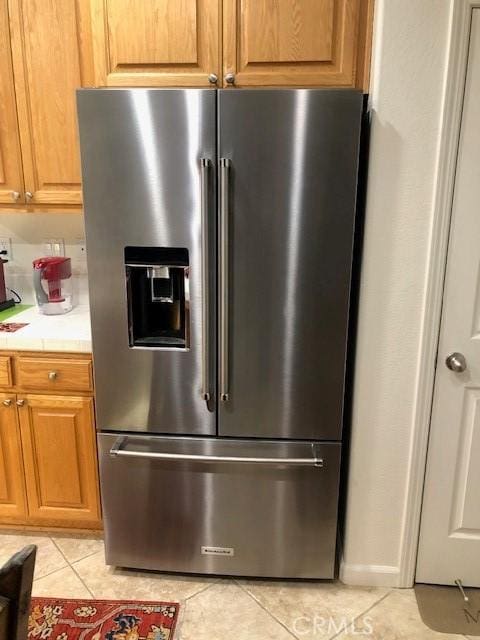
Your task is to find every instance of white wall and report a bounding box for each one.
[341,1,453,587]
[0,214,88,305]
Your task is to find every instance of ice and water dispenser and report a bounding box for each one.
[125,247,190,349]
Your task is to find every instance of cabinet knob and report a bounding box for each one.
[208,73,218,84]
[2,399,12,406]
[16,399,25,407]
[48,371,58,380]
[25,191,33,200]
[11,191,20,202]
[225,73,235,85]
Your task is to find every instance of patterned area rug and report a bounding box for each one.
[28,597,179,639]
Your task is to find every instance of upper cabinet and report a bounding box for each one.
[0,2,24,205]
[88,0,373,89]
[90,0,221,87]
[223,0,369,88]
[0,0,373,212]
[8,0,94,206]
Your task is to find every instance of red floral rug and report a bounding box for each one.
[28,597,179,639]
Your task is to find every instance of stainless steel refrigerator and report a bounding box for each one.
[77,88,362,579]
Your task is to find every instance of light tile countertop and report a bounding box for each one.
[0,304,91,352]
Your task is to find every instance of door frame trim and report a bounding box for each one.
[400,0,480,587]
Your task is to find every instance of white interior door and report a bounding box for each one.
[416,9,480,587]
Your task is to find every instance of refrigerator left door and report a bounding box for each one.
[77,89,217,436]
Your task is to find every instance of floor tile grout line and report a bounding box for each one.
[48,534,104,566]
[69,561,96,599]
[69,549,104,567]
[234,580,299,639]
[50,537,96,599]
[49,536,73,566]
[67,549,105,565]
[328,589,393,640]
[184,579,220,602]
[32,563,70,584]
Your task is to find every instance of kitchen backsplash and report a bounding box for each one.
[0,214,89,306]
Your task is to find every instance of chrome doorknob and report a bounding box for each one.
[225,73,235,85]
[208,73,218,84]
[11,191,20,202]
[446,352,467,372]
[16,399,25,407]
[2,399,12,406]
[25,191,33,200]
[48,371,58,380]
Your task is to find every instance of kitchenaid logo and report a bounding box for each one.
[201,546,234,557]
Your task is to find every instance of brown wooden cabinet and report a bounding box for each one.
[223,0,372,88]
[0,352,101,531]
[19,395,100,528]
[0,394,27,524]
[8,0,95,206]
[0,2,24,205]
[0,0,373,212]
[90,0,221,87]
[1,0,94,210]
[88,0,373,89]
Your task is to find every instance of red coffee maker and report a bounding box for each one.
[33,257,73,315]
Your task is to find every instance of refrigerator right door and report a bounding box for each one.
[218,89,362,440]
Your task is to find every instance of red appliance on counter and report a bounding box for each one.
[33,256,73,315]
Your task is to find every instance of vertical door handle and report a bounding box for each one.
[220,158,231,402]
[200,159,211,403]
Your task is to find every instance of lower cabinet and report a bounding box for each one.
[0,393,27,523]
[19,395,101,529]
[0,352,101,531]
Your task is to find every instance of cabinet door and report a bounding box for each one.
[19,395,101,528]
[0,395,27,523]
[0,3,24,205]
[223,0,362,87]
[90,0,220,87]
[8,0,95,206]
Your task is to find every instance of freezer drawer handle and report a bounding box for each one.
[219,158,231,402]
[109,437,324,467]
[200,158,211,403]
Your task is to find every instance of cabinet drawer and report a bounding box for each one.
[0,356,13,387]
[16,357,93,392]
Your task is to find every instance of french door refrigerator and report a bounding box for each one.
[77,88,362,579]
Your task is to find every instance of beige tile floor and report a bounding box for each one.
[1,531,475,640]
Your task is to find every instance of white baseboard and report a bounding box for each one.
[339,561,403,588]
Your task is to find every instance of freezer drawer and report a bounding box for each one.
[98,433,341,579]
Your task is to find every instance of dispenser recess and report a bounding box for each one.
[125,247,190,350]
